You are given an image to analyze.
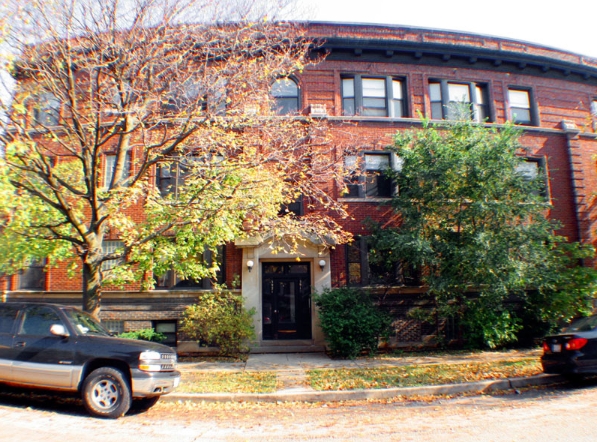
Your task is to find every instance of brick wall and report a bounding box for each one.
[3,23,597,348]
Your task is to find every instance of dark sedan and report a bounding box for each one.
[542,315,597,377]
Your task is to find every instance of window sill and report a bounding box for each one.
[339,197,393,203]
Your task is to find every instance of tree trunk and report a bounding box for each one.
[82,261,102,319]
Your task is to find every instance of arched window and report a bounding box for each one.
[271,78,299,115]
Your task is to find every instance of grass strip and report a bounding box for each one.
[178,371,278,394]
[307,358,542,391]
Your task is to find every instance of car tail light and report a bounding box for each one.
[542,341,550,353]
[565,337,588,351]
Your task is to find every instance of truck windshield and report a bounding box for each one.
[65,310,111,336]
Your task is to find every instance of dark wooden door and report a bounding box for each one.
[262,262,312,340]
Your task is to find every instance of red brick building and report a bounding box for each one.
[3,22,597,352]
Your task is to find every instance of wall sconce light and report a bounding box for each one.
[318,259,326,271]
[247,260,254,272]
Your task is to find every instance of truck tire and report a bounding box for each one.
[82,367,131,419]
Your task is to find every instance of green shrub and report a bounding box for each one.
[118,328,167,343]
[179,285,256,357]
[314,287,392,359]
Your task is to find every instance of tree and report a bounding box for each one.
[368,118,597,347]
[0,0,349,317]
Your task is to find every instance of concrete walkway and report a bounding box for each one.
[167,349,562,403]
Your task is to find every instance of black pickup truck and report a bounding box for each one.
[0,302,181,418]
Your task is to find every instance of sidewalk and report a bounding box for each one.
[164,349,562,404]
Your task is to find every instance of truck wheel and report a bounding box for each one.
[82,367,131,419]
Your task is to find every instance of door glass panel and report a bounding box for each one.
[289,264,309,274]
[263,264,284,274]
[278,282,296,324]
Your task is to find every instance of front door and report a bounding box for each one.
[262,262,312,340]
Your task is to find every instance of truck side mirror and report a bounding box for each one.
[50,324,70,337]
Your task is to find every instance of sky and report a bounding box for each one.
[301,0,597,59]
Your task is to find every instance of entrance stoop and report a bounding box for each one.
[251,340,326,354]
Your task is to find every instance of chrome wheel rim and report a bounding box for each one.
[91,379,119,410]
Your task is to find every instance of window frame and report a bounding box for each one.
[18,258,46,290]
[101,240,124,271]
[18,305,63,336]
[102,320,125,334]
[343,151,397,199]
[590,99,597,117]
[33,93,61,126]
[507,87,538,126]
[280,194,304,216]
[516,156,550,201]
[104,153,131,189]
[346,236,421,287]
[341,75,406,118]
[429,80,490,122]
[271,77,300,115]
[153,320,178,346]
[154,246,226,290]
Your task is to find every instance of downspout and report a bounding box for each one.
[561,120,587,262]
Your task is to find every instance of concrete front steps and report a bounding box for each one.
[250,340,325,354]
[177,339,325,355]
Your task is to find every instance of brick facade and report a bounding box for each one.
[3,23,597,350]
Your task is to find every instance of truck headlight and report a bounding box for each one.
[139,350,162,372]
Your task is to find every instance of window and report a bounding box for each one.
[108,83,136,114]
[18,306,63,336]
[271,78,299,115]
[342,76,405,117]
[102,320,124,334]
[429,80,489,122]
[156,156,198,197]
[102,240,124,271]
[104,153,131,188]
[516,157,549,199]
[508,88,535,125]
[346,237,420,287]
[344,152,395,198]
[154,246,226,289]
[33,93,60,126]
[166,78,205,112]
[18,259,46,290]
[0,305,20,334]
[280,195,304,216]
[165,78,227,116]
[153,321,177,346]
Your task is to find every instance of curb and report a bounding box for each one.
[161,374,565,404]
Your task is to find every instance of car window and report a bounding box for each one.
[64,309,110,336]
[19,306,63,336]
[563,315,597,333]
[0,305,20,334]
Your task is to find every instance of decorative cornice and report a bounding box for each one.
[306,22,597,85]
